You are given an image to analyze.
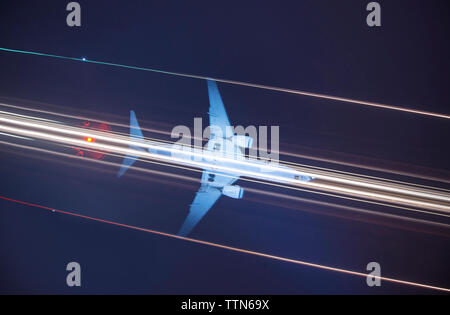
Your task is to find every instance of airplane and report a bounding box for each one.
[117,80,313,236]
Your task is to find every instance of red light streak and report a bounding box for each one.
[0,195,448,293]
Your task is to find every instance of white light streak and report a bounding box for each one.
[0,113,449,213]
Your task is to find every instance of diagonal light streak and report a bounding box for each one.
[1,47,449,119]
[0,195,448,293]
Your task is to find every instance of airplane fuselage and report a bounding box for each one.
[146,138,312,188]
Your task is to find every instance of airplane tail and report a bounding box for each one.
[117,110,146,178]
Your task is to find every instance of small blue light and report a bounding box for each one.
[82,57,86,61]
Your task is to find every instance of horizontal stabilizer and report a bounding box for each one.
[117,110,146,178]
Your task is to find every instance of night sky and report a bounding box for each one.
[0,1,449,294]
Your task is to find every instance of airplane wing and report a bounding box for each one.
[177,80,239,236]
[207,79,231,137]
[178,170,238,236]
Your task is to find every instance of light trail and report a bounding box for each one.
[0,102,173,138]
[27,141,450,231]
[0,132,33,141]
[0,195,448,292]
[244,187,450,236]
[1,122,449,213]
[2,138,448,220]
[1,47,449,120]
[0,113,449,213]
[1,140,448,249]
[280,150,450,187]
[0,109,60,123]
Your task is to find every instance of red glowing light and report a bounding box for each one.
[73,120,111,160]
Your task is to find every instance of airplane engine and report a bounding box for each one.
[233,135,253,149]
[222,185,244,199]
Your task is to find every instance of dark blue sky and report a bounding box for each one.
[0,1,449,294]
